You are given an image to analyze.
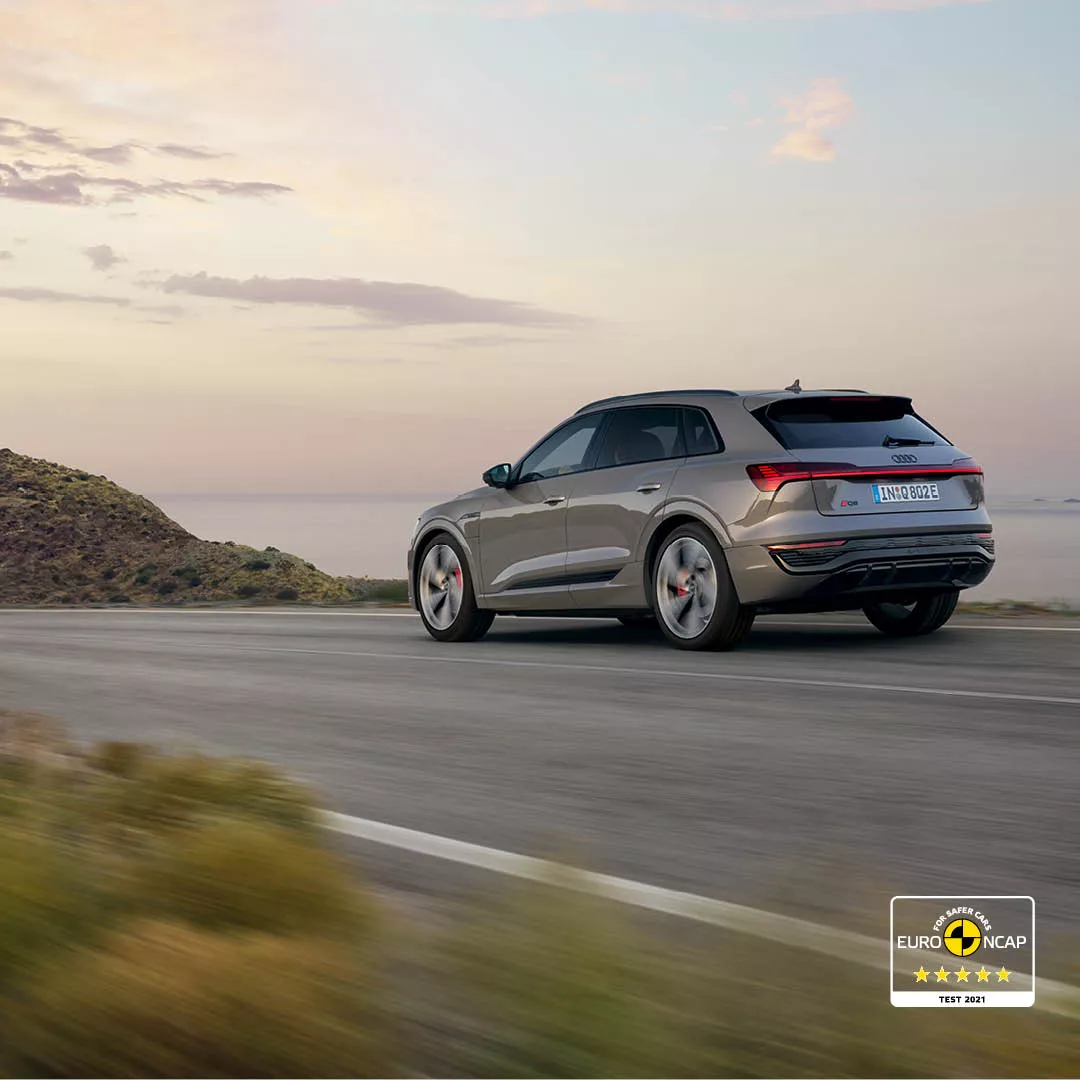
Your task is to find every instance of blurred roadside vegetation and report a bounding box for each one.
[2,709,1077,1079]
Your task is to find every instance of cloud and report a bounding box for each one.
[0,159,291,206]
[0,286,187,318]
[156,143,230,160]
[0,115,288,207]
[770,129,837,162]
[0,250,12,260]
[438,0,991,19]
[419,333,552,349]
[83,244,125,271]
[745,117,766,127]
[81,143,138,164]
[770,77,853,161]
[0,286,131,307]
[155,272,583,328]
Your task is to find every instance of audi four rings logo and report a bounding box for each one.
[892,453,918,463]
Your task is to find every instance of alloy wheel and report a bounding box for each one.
[418,543,464,630]
[655,536,718,640]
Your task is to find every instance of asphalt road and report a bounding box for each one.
[1,609,1077,941]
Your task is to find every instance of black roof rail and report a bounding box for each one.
[575,389,738,414]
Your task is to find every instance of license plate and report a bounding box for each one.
[872,482,940,504]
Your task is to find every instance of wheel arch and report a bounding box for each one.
[411,520,481,608]
[641,509,729,607]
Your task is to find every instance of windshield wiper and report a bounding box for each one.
[882,435,936,448]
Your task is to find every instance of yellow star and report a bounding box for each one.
[997,967,1010,982]
[955,967,970,982]
[913,967,929,982]
[976,967,991,982]
[935,966,950,982]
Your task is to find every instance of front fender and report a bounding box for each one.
[409,518,481,609]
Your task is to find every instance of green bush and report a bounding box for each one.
[2,921,385,1078]
[275,587,300,601]
[0,824,104,990]
[236,584,260,598]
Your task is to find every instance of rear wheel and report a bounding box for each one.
[863,590,959,637]
[652,523,754,651]
[416,535,494,643]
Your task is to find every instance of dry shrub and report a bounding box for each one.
[442,879,699,1078]
[87,748,318,834]
[133,818,369,937]
[2,921,385,1078]
[0,711,77,775]
[433,876,1080,1080]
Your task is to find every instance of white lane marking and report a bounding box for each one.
[1,609,1077,631]
[17,633,1071,707]
[120,640,1079,707]
[322,810,1077,1018]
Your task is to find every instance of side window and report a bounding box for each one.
[595,406,684,469]
[682,407,723,456]
[517,413,604,483]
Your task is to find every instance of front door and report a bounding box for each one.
[478,411,605,610]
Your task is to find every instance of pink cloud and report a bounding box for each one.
[771,129,836,162]
[770,77,854,162]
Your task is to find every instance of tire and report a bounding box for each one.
[651,522,754,651]
[415,534,494,643]
[863,590,959,637]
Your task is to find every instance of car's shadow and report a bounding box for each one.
[481,617,909,654]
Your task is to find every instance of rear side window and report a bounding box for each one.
[596,406,683,468]
[682,407,723,456]
[754,396,949,450]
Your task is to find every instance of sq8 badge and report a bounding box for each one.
[891,896,1034,1007]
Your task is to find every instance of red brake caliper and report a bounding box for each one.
[454,566,463,589]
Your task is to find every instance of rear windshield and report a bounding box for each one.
[754,396,949,450]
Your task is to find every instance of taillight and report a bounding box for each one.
[746,462,853,492]
[950,457,983,474]
[747,458,984,493]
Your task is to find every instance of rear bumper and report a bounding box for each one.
[727,529,994,611]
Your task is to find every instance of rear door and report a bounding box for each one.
[753,395,983,517]
[564,405,685,608]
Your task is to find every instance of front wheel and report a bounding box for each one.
[863,590,959,637]
[416,535,494,643]
[652,524,754,651]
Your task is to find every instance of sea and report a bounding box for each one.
[150,492,1080,606]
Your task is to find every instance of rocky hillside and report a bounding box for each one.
[0,449,350,605]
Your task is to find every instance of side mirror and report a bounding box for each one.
[482,463,512,489]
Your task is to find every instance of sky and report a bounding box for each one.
[1,0,1077,497]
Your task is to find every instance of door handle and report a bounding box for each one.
[636,482,662,494]
[543,495,566,506]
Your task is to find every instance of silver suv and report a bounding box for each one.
[407,387,993,650]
